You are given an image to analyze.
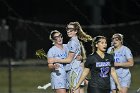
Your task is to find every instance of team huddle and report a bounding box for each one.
[46,22,134,93]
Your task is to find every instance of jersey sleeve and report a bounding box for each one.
[68,40,77,53]
[84,55,92,69]
[47,48,55,58]
[125,47,133,59]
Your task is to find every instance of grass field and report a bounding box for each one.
[0,59,140,93]
[0,66,53,93]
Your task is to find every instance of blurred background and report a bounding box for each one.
[0,0,140,93]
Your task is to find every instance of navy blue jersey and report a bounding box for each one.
[85,52,114,89]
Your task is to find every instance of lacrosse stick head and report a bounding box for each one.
[35,49,47,59]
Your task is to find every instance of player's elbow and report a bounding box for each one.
[130,62,134,67]
[129,61,134,67]
[111,67,116,76]
[48,64,54,69]
[128,58,134,67]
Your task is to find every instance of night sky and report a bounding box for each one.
[1,0,140,23]
[0,0,140,57]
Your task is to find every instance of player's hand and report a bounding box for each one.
[72,85,79,93]
[76,55,82,61]
[117,85,123,93]
[54,63,60,69]
[80,62,84,68]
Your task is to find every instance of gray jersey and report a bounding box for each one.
[47,44,68,89]
[47,44,68,62]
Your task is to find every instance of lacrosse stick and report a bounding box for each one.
[35,49,47,60]
[69,71,78,93]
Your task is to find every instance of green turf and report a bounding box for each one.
[130,64,140,90]
[0,61,140,93]
[0,66,53,93]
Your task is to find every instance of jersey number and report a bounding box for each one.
[115,58,119,62]
[100,67,109,77]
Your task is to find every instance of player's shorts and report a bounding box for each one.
[66,70,70,89]
[87,84,110,93]
[110,69,131,90]
[51,64,67,89]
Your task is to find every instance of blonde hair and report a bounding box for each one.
[67,22,92,42]
[49,30,61,44]
[112,33,123,44]
[80,41,86,63]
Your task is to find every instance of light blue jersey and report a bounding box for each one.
[67,36,83,87]
[107,45,133,89]
[47,44,69,89]
[67,36,81,69]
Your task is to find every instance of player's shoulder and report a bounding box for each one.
[68,38,75,44]
[122,45,131,51]
[63,44,67,47]
[108,46,114,50]
[122,45,129,49]
[85,53,95,63]
[48,46,56,51]
[87,52,97,58]
[63,44,68,49]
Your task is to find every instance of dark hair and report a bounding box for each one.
[91,36,106,53]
